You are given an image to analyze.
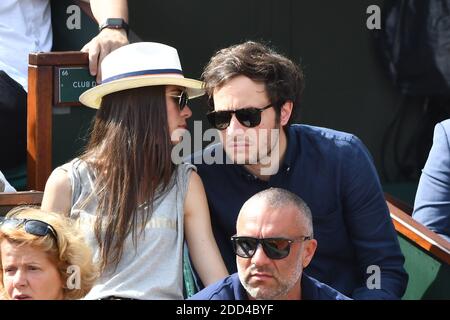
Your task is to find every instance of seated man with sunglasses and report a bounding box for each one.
[191,41,407,299]
[190,188,349,300]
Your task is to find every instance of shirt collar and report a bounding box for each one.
[233,273,249,300]
[300,272,317,300]
[280,125,299,171]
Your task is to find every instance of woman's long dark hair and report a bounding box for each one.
[80,86,175,272]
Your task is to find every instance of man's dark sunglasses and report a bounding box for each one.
[207,104,273,130]
[231,235,311,260]
[169,90,189,111]
[0,217,58,242]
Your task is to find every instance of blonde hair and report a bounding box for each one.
[0,206,98,299]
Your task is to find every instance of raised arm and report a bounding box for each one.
[41,168,72,216]
[81,0,129,82]
[184,171,229,286]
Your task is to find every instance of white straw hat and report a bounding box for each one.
[79,42,205,109]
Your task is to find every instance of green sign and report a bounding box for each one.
[57,67,96,103]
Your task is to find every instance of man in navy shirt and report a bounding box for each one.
[190,188,349,300]
[191,41,408,299]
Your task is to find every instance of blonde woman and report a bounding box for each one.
[0,206,97,300]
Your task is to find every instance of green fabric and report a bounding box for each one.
[183,244,197,298]
[399,235,450,299]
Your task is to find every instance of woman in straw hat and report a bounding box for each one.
[41,42,228,299]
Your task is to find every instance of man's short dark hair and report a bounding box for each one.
[250,187,313,238]
[202,41,305,125]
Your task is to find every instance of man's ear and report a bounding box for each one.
[280,101,293,126]
[302,239,317,268]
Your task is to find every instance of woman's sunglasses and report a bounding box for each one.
[231,235,311,260]
[207,104,273,130]
[169,90,189,111]
[0,217,58,242]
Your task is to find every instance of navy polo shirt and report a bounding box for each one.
[189,272,351,300]
[191,124,408,299]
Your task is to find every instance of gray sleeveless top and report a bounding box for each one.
[60,158,195,300]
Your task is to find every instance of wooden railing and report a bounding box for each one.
[386,193,450,265]
[27,52,91,191]
[0,191,44,215]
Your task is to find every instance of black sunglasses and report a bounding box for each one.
[0,217,58,242]
[231,235,311,260]
[207,104,273,130]
[169,90,189,111]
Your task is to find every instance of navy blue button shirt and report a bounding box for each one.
[189,272,351,300]
[191,124,408,299]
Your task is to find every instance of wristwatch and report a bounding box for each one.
[99,18,129,35]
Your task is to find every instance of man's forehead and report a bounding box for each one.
[214,76,267,98]
[237,201,301,231]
